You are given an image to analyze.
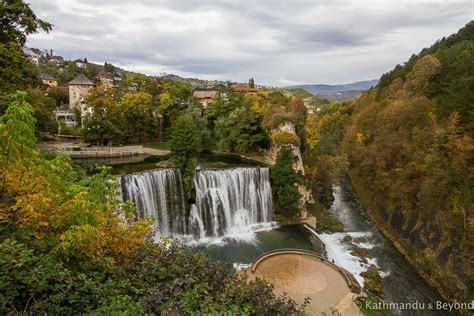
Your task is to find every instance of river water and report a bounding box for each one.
[318,180,447,316]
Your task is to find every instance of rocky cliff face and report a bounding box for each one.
[269,122,304,173]
[270,122,314,218]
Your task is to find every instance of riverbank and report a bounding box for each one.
[347,171,464,309]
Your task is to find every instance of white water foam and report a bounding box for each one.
[233,263,251,271]
[185,221,278,246]
[305,225,381,286]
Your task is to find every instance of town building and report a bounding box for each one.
[74,58,86,68]
[55,110,76,128]
[97,71,114,88]
[57,63,66,73]
[38,73,58,87]
[47,55,64,66]
[232,83,258,94]
[22,47,43,65]
[193,89,218,107]
[113,72,122,84]
[68,74,94,120]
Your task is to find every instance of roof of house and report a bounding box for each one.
[74,59,85,63]
[232,83,257,93]
[48,55,63,60]
[39,73,56,80]
[193,90,217,99]
[31,48,43,55]
[68,74,94,86]
[98,71,114,80]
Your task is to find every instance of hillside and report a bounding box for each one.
[339,21,473,303]
[290,79,378,101]
[161,74,229,89]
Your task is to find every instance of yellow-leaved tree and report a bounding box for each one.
[0,91,151,269]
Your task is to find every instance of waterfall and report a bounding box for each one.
[118,167,274,241]
[119,168,186,237]
[191,167,274,239]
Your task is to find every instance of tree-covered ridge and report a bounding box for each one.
[378,20,474,132]
[333,22,474,304]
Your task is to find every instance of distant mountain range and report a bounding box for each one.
[289,79,378,101]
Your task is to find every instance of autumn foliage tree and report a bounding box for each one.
[82,84,123,144]
[340,22,474,303]
[118,91,155,141]
[0,91,150,260]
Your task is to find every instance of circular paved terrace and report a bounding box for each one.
[245,249,362,315]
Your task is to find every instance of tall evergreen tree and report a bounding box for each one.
[248,77,255,88]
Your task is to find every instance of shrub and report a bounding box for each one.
[361,265,384,298]
[59,121,82,135]
[271,131,300,146]
[0,239,304,315]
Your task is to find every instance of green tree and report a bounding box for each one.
[209,89,267,153]
[206,88,242,121]
[169,113,202,173]
[248,77,255,88]
[152,79,194,122]
[82,85,123,144]
[271,148,302,217]
[215,105,266,152]
[0,0,52,45]
[0,91,36,200]
[46,86,68,107]
[118,91,155,141]
[122,73,150,93]
[84,63,99,82]
[26,88,57,133]
[103,62,115,72]
[0,42,35,102]
[0,0,52,108]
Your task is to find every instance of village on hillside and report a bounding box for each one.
[23,46,275,146]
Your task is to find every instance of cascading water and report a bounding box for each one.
[118,167,275,241]
[119,168,186,238]
[190,167,274,239]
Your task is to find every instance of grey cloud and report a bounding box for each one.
[27,0,473,85]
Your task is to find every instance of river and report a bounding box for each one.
[317,179,447,316]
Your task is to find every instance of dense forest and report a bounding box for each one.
[307,21,473,304]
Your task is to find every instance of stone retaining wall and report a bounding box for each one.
[250,249,362,294]
[52,145,170,158]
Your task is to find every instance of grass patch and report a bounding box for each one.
[144,141,171,150]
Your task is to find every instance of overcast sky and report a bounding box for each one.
[27,0,473,86]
